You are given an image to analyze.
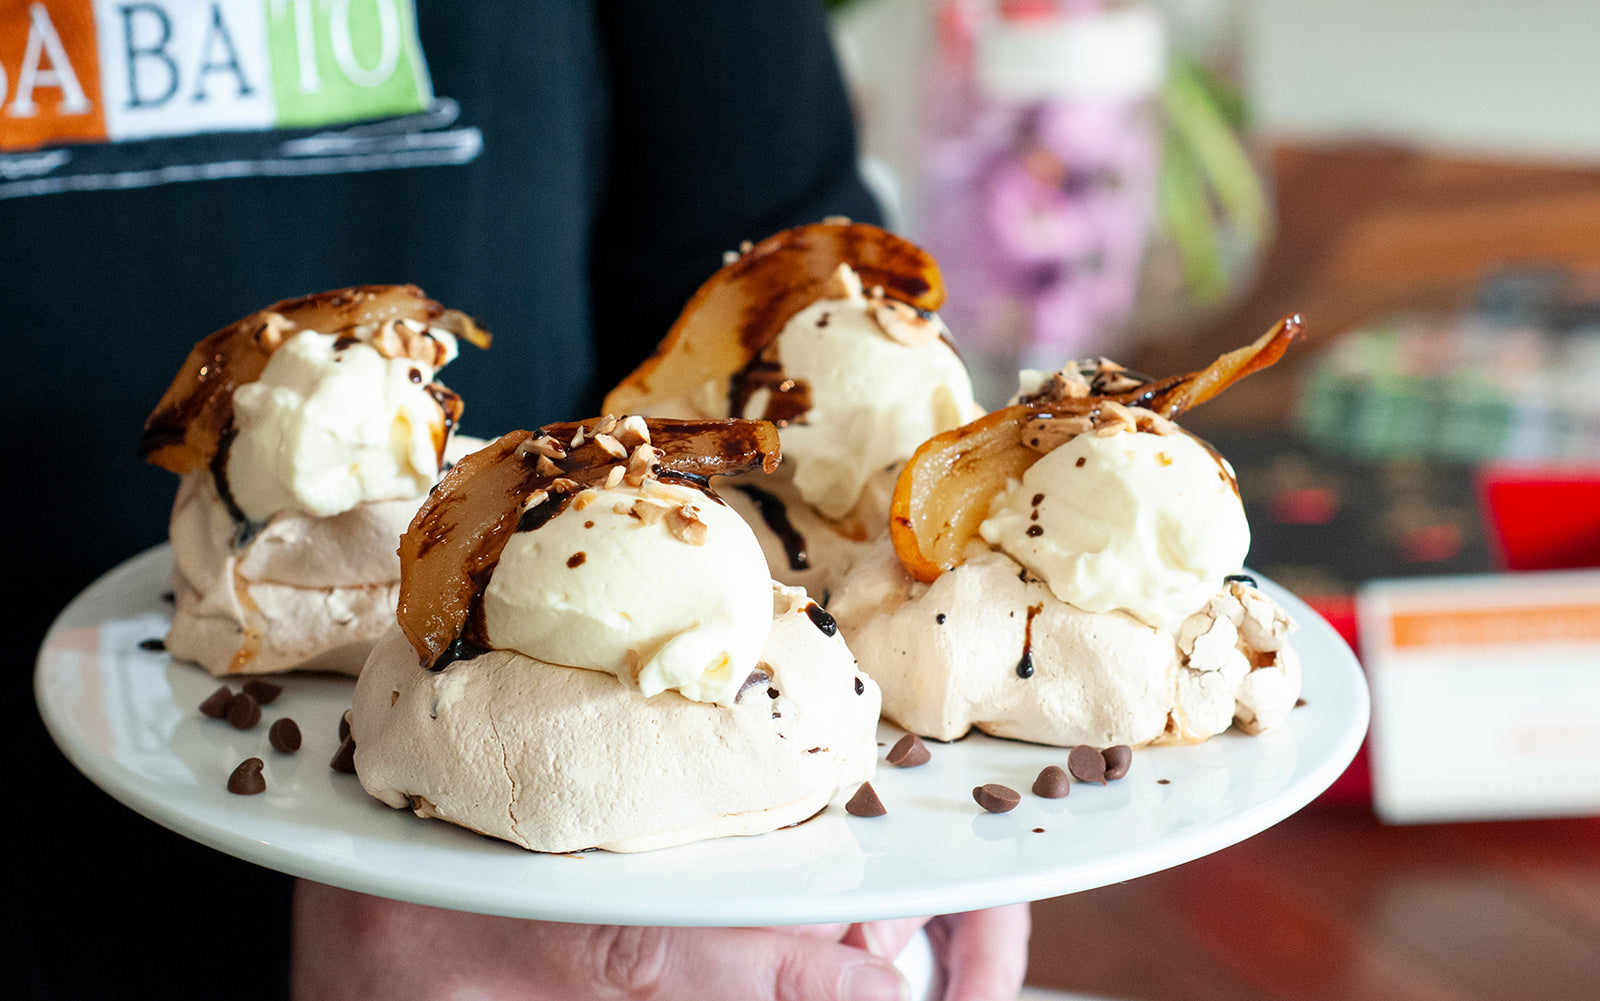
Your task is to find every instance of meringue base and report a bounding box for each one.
[830,543,1301,747]
[351,585,881,853]
[164,471,416,676]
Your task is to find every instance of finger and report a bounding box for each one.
[930,905,1032,1001]
[841,917,932,959]
[767,921,853,942]
[566,923,912,1001]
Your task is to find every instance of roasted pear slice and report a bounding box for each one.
[889,315,1304,583]
[602,220,945,416]
[139,285,490,475]
[396,416,782,669]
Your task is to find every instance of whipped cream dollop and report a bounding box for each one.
[226,325,459,522]
[482,479,774,705]
[979,427,1250,633]
[720,264,979,520]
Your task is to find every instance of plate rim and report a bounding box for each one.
[36,543,1370,925]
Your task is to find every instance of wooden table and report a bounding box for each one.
[1027,807,1600,1000]
[1023,142,1600,999]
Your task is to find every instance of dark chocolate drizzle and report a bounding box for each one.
[429,634,490,672]
[1017,602,1043,679]
[729,358,812,425]
[734,484,810,570]
[805,602,837,636]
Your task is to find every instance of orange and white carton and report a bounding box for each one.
[1359,569,1600,824]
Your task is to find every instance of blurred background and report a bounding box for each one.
[827,1,1600,998]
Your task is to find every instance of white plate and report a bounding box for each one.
[36,545,1368,926]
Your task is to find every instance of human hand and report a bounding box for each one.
[291,880,1029,1001]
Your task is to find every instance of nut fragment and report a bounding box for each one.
[525,434,567,461]
[370,317,449,365]
[593,433,627,460]
[625,443,658,486]
[254,312,294,352]
[1094,400,1137,437]
[616,415,652,449]
[1022,414,1092,454]
[631,498,670,525]
[604,465,625,489]
[871,299,940,346]
[665,504,708,545]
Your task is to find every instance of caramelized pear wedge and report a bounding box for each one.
[396,416,782,669]
[602,220,945,416]
[1121,313,1303,419]
[889,406,1043,584]
[139,285,490,475]
[889,315,1304,583]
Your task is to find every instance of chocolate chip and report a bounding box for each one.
[973,783,1021,813]
[242,679,283,705]
[854,676,864,695]
[886,733,931,767]
[1103,744,1133,781]
[199,686,233,719]
[225,692,261,730]
[330,734,357,774]
[1067,744,1107,785]
[269,718,302,754]
[338,709,353,743]
[845,782,887,817]
[1032,765,1070,798]
[227,758,266,795]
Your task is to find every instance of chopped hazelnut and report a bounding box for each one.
[616,415,651,449]
[666,504,709,545]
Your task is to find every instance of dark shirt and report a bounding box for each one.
[7,2,877,996]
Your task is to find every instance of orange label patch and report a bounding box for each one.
[0,1,106,150]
